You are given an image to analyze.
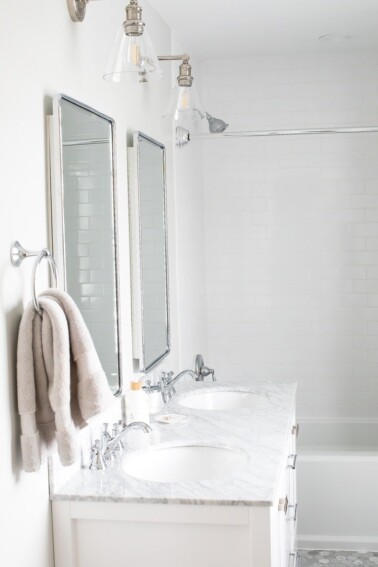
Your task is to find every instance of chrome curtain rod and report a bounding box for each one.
[62,138,110,147]
[193,126,378,140]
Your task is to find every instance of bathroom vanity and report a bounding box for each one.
[51,382,297,567]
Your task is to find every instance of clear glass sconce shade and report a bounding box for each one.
[163,84,205,122]
[103,26,162,83]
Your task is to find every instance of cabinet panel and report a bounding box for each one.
[74,518,252,567]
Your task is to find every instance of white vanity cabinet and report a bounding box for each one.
[52,416,298,567]
[51,384,297,567]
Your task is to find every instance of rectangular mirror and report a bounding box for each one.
[128,132,170,372]
[49,94,122,395]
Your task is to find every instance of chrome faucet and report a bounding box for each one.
[144,354,216,404]
[90,421,152,470]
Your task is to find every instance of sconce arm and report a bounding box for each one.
[158,54,190,62]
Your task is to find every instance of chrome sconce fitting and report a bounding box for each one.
[67,0,89,22]
[124,0,145,36]
[157,54,194,88]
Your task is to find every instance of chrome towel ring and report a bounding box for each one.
[10,241,59,314]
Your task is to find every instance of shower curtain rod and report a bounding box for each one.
[192,126,378,139]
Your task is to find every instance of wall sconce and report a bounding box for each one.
[103,0,162,83]
[159,54,204,122]
[66,0,229,132]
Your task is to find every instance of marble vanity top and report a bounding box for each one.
[51,381,296,507]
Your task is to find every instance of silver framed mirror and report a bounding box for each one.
[128,132,170,372]
[49,94,122,395]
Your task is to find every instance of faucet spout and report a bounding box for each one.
[168,369,198,388]
[104,421,151,461]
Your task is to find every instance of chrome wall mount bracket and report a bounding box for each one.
[176,126,190,148]
[67,0,88,22]
[10,241,39,268]
[10,241,58,314]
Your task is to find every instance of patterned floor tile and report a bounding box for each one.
[299,549,378,567]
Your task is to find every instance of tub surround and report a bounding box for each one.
[297,420,378,552]
[50,381,296,506]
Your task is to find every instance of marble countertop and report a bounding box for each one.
[51,381,296,507]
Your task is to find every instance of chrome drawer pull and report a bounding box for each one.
[288,503,298,522]
[291,423,299,437]
[278,495,288,514]
[287,454,297,469]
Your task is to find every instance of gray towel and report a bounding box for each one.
[17,291,115,472]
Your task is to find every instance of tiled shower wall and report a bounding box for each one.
[200,52,378,419]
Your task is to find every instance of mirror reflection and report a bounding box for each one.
[50,95,121,394]
[129,132,170,371]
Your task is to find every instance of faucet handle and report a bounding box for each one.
[161,371,174,383]
[101,422,112,449]
[112,423,124,451]
[89,439,106,470]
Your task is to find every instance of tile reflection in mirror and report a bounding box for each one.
[129,132,170,371]
[50,95,122,395]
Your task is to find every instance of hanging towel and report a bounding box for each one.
[17,291,115,472]
[17,298,78,471]
[40,289,115,421]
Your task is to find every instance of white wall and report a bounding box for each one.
[169,40,208,371]
[0,1,178,566]
[200,52,378,419]
[174,139,208,368]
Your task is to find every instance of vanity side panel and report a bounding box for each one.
[52,501,77,567]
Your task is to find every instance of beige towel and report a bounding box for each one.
[17,298,78,471]
[17,290,115,472]
[40,289,115,421]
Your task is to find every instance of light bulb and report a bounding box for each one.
[104,25,162,83]
[130,42,141,67]
[179,89,190,111]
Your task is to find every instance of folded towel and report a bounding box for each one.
[17,290,115,472]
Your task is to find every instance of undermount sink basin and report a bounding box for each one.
[122,445,248,483]
[178,390,268,411]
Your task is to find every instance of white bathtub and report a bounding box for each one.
[297,420,378,552]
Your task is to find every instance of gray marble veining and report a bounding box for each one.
[51,381,296,507]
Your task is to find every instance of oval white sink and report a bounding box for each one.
[122,445,248,483]
[178,390,267,411]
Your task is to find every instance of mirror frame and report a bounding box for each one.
[128,131,170,372]
[48,94,123,396]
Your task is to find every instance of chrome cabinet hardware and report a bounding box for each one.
[278,495,288,514]
[291,423,299,437]
[289,552,298,567]
[287,454,297,470]
[288,503,298,522]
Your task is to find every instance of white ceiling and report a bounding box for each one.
[151,0,378,60]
